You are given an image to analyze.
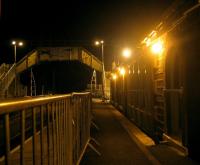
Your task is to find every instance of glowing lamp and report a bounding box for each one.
[151,40,163,54]
[122,48,131,58]
[119,67,126,76]
[112,74,117,80]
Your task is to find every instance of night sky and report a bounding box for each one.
[0,0,174,69]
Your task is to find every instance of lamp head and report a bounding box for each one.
[18,42,23,46]
[12,41,16,45]
[95,41,100,46]
[122,48,132,58]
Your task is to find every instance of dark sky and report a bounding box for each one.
[0,0,174,69]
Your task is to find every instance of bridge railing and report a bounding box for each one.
[0,92,92,165]
[0,64,16,94]
[0,63,10,80]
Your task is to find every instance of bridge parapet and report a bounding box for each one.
[16,47,102,74]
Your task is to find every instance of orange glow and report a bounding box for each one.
[95,41,100,45]
[112,74,117,80]
[151,40,164,55]
[122,48,131,58]
[119,67,126,76]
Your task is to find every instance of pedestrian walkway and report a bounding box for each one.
[80,99,154,165]
[80,99,199,165]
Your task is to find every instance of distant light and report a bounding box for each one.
[95,41,100,45]
[18,42,23,46]
[151,40,163,55]
[112,74,117,80]
[122,48,132,58]
[12,41,16,45]
[100,40,104,44]
[119,67,126,76]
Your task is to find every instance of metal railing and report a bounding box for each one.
[0,92,92,165]
[0,63,11,80]
[0,64,16,93]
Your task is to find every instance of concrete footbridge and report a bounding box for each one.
[16,47,102,74]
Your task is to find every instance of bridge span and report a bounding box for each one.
[0,47,103,98]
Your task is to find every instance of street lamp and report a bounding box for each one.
[95,40,106,100]
[151,40,164,55]
[12,40,23,97]
[122,48,132,58]
[119,66,127,115]
[12,41,23,63]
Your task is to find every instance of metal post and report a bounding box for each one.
[14,45,16,63]
[114,79,116,103]
[4,114,11,165]
[40,106,44,165]
[101,42,106,100]
[32,108,36,165]
[20,110,25,165]
[30,68,32,96]
[124,74,128,116]
[46,104,51,165]
[14,45,17,97]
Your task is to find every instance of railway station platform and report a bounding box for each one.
[0,97,199,165]
[80,99,198,165]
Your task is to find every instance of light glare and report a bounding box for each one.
[151,40,163,54]
[12,41,16,45]
[112,74,117,80]
[122,48,131,58]
[95,41,100,45]
[19,42,23,46]
[119,67,126,76]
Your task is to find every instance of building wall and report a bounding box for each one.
[111,2,200,160]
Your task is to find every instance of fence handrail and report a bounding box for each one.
[0,92,91,165]
[0,63,6,77]
[0,63,15,82]
[0,93,91,115]
[0,95,67,114]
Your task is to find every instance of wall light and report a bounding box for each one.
[151,40,164,55]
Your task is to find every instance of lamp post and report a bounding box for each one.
[12,41,23,97]
[122,48,132,59]
[95,40,106,100]
[121,48,132,116]
[12,41,23,63]
[112,73,117,103]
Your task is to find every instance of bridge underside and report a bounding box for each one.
[20,61,101,95]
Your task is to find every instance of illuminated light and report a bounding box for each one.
[146,38,151,47]
[12,41,16,45]
[18,42,23,46]
[95,41,100,45]
[152,31,157,37]
[149,30,157,38]
[119,67,126,76]
[142,37,147,44]
[151,40,164,55]
[100,40,104,44]
[122,48,132,58]
[112,74,117,80]
[117,67,121,72]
